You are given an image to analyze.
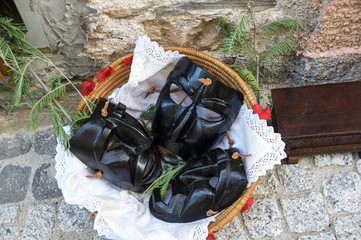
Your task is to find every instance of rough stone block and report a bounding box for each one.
[0,133,31,160]
[0,205,19,223]
[33,127,57,155]
[298,232,336,240]
[277,164,317,192]
[22,203,56,239]
[0,165,31,205]
[253,169,280,196]
[333,214,361,240]
[94,232,113,240]
[0,226,18,240]
[243,198,283,238]
[314,153,353,167]
[32,163,62,200]
[214,216,248,240]
[356,155,361,174]
[281,192,329,233]
[322,171,361,213]
[58,200,93,232]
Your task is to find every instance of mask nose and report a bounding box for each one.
[169,84,205,143]
[169,107,197,142]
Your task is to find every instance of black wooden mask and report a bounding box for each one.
[149,148,248,223]
[70,98,161,192]
[152,57,244,161]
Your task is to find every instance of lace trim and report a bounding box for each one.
[240,105,287,183]
[94,216,121,240]
[137,35,182,63]
[192,226,209,240]
[127,35,183,88]
[54,136,67,184]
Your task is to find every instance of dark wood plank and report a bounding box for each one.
[272,82,361,139]
[272,81,361,163]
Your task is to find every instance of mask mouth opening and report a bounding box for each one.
[162,184,173,205]
[143,153,156,178]
[157,146,184,164]
[208,176,219,188]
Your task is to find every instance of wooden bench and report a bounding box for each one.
[271,81,361,164]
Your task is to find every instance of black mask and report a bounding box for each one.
[149,148,248,223]
[152,57,243,161]
[70,99,161,192]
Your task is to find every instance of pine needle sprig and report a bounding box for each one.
[143,161,186,200]
[222,14,249,54]
[260,39,295,66]
[260,19,303,34]
[28,83,69,129]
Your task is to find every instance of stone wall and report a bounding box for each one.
[2,0,361,130]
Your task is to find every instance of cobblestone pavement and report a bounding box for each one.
[0,127,360,239]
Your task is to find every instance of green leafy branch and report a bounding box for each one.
[217,2,303,104]
[28,83,69,129]
[260,19,303,34]
[143,161,186,200]
[0,16,95,149]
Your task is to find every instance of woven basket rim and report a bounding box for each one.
[76,46,259,234]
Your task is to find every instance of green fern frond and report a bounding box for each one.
[260,39,295,66]
[49,104,70,149]
[140,103,155,121]
[0,17,26,35]
[260,19,303,34]
[222,14,248,54]
[11,60,34,106]
[234,39,257,58]
[143,161,186,200]
[50,76,62,90]
[0,37,21,73]
[236,68,260,97]
[29,83,69,129]
[216,17,236,36]
[70,111,91,134]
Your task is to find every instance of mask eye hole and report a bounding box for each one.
[169,83,192,107]
[196,106,223,122]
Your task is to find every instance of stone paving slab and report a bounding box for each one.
[23,202,57,240]
[281,192,329,233]
[333,214,361,240]
[243,198,283,238]
[0,133,31,160]
[315,153,354,167]
[32,163,62,200]
[0,226,18,240]
[0,205,18,224]
[298,232,336,240]
[0,165,31,205]
[277,164,317,193]
[0,128,361,239]
[322,171,361,214]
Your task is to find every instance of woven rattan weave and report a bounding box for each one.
[76,46,259,234]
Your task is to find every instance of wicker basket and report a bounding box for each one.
[76,46,259,234]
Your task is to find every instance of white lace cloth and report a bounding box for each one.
[54,35,286,240]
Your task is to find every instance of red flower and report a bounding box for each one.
[206,234,216,240]
[241,197,254,213]
[96,66,115,83]
[252,103,271,121]
[81,79,95,96]
[124,56,133,67]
